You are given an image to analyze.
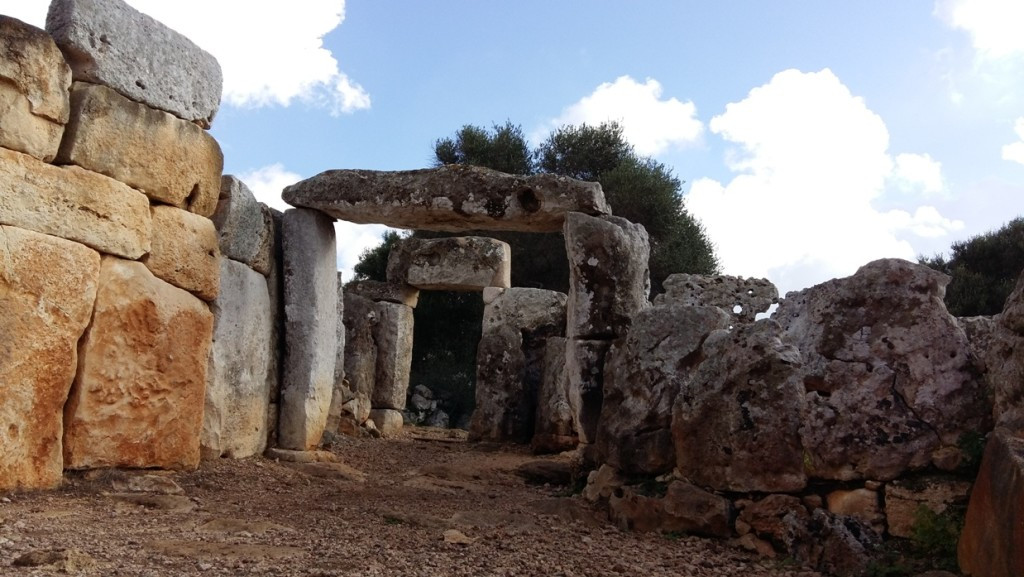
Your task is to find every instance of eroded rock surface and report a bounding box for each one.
[346,279,419,308]
[775,258,991,481]
[654,274,778,323]
[342,292,377,424]
[387,236,511,291]
[532,337,577,454]
[0,16,71,161]
[0,226,99,490]
[282,165,610,233]
[143,205,220,302]
[46,0,222,125]
[371,302,414,411]
[212,176,274,276]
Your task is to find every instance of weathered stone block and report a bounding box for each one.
[961,316,1024,429]
[776,259,991,481]
[0,16,71,162]
[532,337,577,454]
[654,274,778,323]
[608,481,732,538]
[387,236,511,291]
[567,338,612,445]
[278,208,337,450]
[565,212,650,339]
[46,0,222,125]
[282,164,610,233]
[372,302,414,410]
[958,428,1024,577]
[202,258,273,459]
[143,205,220,301]
[0,147,151,259]
[55,82,223,216]
[264,207,284,439]
[826,488,884,535]
[673,320,808,493]
[0,226,99,491]
[346,279,419,308]
[598,304,730,475]
[481,287,567,334]
[342,292,377,422]
[884,475,970,538]
[369,409,404,437]
[326,273,348,434]
[64,257,213,470]
[212,176,274,275]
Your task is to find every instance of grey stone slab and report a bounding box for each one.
[371,302,414,410]
[212,176,274,275]
[46,0,222,126]
[278,208,337,450]
[387,236,511,291]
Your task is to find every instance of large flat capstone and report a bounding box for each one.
[282,165,610,233]
[46,0,223,126]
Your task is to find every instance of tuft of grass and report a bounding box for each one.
[909,505,964,571]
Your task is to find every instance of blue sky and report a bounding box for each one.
[10,1,1024,295]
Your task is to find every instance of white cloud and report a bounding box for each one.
[11,0,369,115]
[936,0,1024,60]
[1002,117,1024,164]
[890,153,946,196]
[687,69,962,295]
[546,76,703,156]
[236,164,394,281]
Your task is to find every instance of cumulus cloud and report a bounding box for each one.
[13,0,369,115]
[1002,117,1024,164]
[936,0,1024,60]
[237,164,394,281]
[546,76,703,156]
[890,153,946,196]
[687,68,963,294]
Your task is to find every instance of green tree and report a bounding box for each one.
[351,230,403,282]
[434,121,534,175]
[920,217,1024,316]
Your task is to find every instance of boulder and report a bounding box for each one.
[0,16,71,162]
[142,205,220,301]
[282,164,610,232]
[212,176,274,275]
[342,292,377,422]
[653,274,778,323]
[0,227,99,491]
[55,82,223,217]
[738,494,809,546]
[598,304,730,475]
[346,279,419,308]
[999,271,1024,335]
[369,409,404,437]
[608,481,733,538]
[564,212,651,339]
[775,259,991,481]
[532,337,578,454]
[826,488,884,535]
[387,236,511,291]
[0,147,151,259]
[64,257,213,470]
[371,302,414,410]
[202,258,273,459]
[783,509,881,577]
[958,428,1024,577]
[567,339,612,445]
[278,209,337,451]
[46,0,222,125]
[884,475,971,538]
[961,315,1024,429]
[673,320,807,493]
[481,287,567,334]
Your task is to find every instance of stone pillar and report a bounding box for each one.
[564,212,650,444]
[278,208,337,450]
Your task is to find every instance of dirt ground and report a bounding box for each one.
[0,427,823,577]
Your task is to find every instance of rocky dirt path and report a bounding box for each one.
[0,428,821,577]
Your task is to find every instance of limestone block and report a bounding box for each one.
[64,257,213,470]
[884,475,970,538]
[326,273,348,433]
[960,316,1024,429]
[776,258,991,481]
[999,269,1024,335]
[282,164,611,233]
[372,302,414,410]
[387,236,511,291]
[143,205,219,301]
[598,305,730,475]
[608,481,732,538]
[202,258,273,459]
[46,0,222,126]
[469,324,528,443]
[826,488,884,534]
[278,208,337,451]
[369,409,404,437]
[343,292,378,419]
[211,176,274,275]
[56,82,223,216]
[0,16,71,162]
[0,226,99,491]
[565,212,651,339]
[654,274,778,323]
[264,207,284,436]
[567,338,612,445]
[532,337,578,454]
[958,428,1024,577]
[346,279,419,308]
[673,320,808,493]
[0,147,150,259]
[481,287,567,334]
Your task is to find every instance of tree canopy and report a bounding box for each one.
[920,217,1024,317]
